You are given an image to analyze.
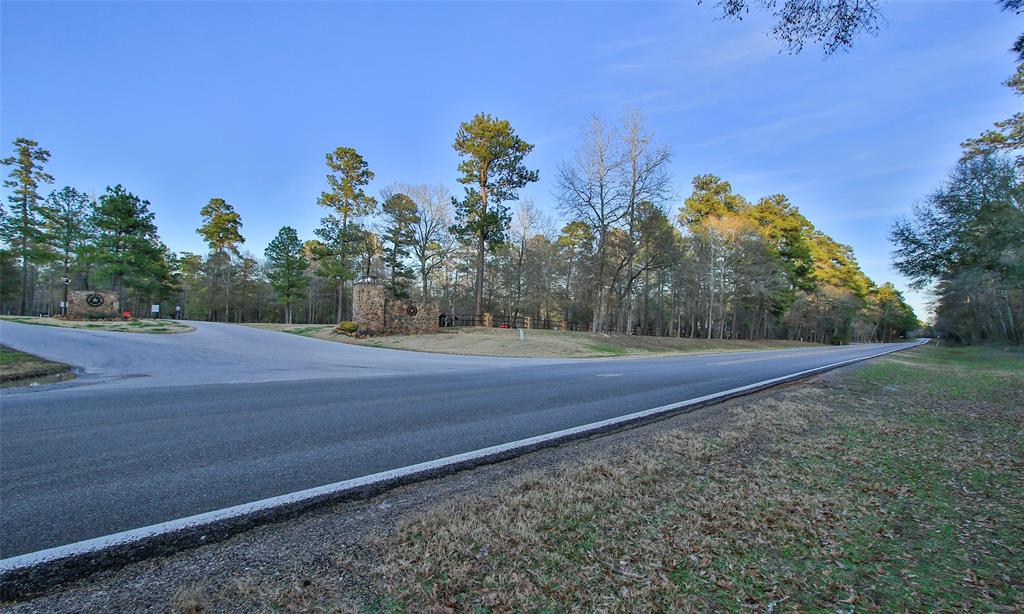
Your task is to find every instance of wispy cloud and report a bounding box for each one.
[681,102,855,149]
[594,36,659,56]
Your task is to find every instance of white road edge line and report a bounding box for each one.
[0,340,926,577]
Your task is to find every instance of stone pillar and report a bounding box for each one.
[483,312,493,328]
[524,316,533,329]
[352,277,387,333]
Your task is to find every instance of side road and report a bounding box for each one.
[0,319,570,390]
[6,345,1020,612]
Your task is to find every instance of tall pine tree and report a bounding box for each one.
[91,185,163,311]
[380,191,420,298]
[316,147,376,321]
[197,197,244,321]
[42,186,92,314]
[1,138,54,314]
[264,226,308,324]
[452,114,539,317]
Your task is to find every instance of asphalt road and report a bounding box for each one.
[0,321,917,557]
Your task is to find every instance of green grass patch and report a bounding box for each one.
[0,345,71,383]
[587,341,631,355]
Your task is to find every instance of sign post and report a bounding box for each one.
[151,304,160,320]
[61,277,70,316]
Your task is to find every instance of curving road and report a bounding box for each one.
[0,320,917,558]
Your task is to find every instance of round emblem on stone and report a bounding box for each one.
[86,293,105,307]
[406,305,418,316]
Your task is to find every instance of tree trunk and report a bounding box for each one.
[225,254,232,322]
[421,261,430,301]
[474,181,488,319]
[19,193,29,315]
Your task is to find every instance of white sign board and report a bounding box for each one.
[151,304,160,314]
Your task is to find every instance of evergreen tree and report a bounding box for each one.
[316,147,376,321]
[264,226,308,324]
[962,63,1023,167]
[452,113,539,317]
[41,186,92,314]
[197,197,244,321]
[90,185,163,310]
[0,248,20,312]
[380,191,420,298]
[1,138,54,314]
[679,174,748,228]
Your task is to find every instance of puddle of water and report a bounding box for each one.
[0,371,78,389]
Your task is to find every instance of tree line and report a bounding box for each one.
[1,111,919,343]
[892,60,1024,345]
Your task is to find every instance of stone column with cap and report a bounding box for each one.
[352,275,387,334]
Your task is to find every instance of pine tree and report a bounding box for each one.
[197,197,244,321]
[1,138,54,314]
[91,185,163,310]
[264,226,308,324]
[316,147,376,321]
[380,191,420,298]
[452,113,539,317]
[41,186,92,314]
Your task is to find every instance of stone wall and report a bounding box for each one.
[67,290,120,320]
[353,279,441,334]
[384,296,442,333]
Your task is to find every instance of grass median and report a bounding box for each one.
[0,315,192,334]
[0,345,71,383]
[171,344,1022,612]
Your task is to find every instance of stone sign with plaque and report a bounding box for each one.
[67,290,120,320]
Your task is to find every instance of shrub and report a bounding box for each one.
[335,321,358,334]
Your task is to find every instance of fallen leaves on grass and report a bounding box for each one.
[169,347,1024,613]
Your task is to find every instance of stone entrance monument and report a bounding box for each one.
[67,290,120,320]
[352,275,441,334]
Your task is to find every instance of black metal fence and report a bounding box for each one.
[438,314,482,327]
[440,314,591,331]
[534,319,592,332]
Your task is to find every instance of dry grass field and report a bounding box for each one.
[241,323,820,358]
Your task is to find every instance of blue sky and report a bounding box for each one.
[2,1,1021,319]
